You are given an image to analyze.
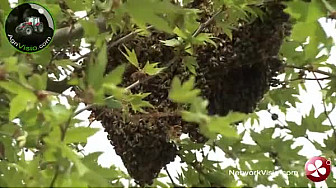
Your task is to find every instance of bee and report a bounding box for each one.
[328,11,336,19]
[168,125,182,141]
[130,71,148,82]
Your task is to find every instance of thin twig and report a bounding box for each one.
[192,9,223,37]
[72,26,154,63]
[312,72,336,143]
[284,76,331,82]
[49,52,62,65]
[125,80,140,90]
[108,26,153,49]
[284,64,336,78]
[164,166,178,188]
[61,114,73,141]
[304,135,315,145]
[74,104,94,116]
[49,165,59,187]
[266,110,287,129]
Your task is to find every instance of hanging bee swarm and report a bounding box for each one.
[90,1,291,185]
[198,2,290,115]
[91,108,179,185]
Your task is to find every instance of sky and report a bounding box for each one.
[6,0,336,187]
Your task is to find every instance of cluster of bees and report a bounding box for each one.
[91,0,291,185]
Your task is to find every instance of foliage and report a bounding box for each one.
[0,0,336,187]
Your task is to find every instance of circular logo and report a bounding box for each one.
[305,156,331,182]
[4,3,55,53]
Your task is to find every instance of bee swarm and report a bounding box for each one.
[90,1,291,186]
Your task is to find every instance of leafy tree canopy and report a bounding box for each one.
[0,0,336,187]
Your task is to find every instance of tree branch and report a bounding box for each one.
[284,64,336,78]
[108,26,154,49]
[192,9,223,37]
[49,165,59,188]
[312,72,336,143]
[46,78,70,94]
[51,17,108,47]
[72,26,154,63]
[164,166,183,188]
[283,76,331,83]
[74,104,94,116]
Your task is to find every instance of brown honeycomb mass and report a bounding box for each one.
[90,1,291,186]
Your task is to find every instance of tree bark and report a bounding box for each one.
[51,17,109,47]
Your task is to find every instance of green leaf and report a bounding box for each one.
[28,73,48,90]
[287,121,306,138]
[33,49,52,66]
[0,81,25,94]
[189,96,209,114]
[82,152,124,186]
[173,27,190,39]
[181,110,210,125]
[3,57,18,72]
[130,94,154,113]
[105,98,123,109]
[45,104,72,125]
[82,152,103,163]
[104,64,126,86]
[104,85,126,100]
[250,128,274,151]
[326,171,336,187]
[0,28,15,58]
[302,107,331,132]
[65,0,93,11]
[193,33,217,47]
[280,41,305,65]
[160,38,182,47]
[61,143,90,176]
[121,46,139,69]
[323,135,336,151]
[183,56,198,75]
[142,61,164,75]
[125,0,182,33]
[248,112,259,126]
[87,43,108,90]
[9,91,37,120]
[291,22,327,60]
[284,0,309,21]
[169,76,201,104]
[64,127,99,144]
[201,112,246,139]
[80,19,99,39]
[1,135,19,162]
[0,0,10,12]
[268,88,300,111]
[285,0,329,61]
[183,167,199,186]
